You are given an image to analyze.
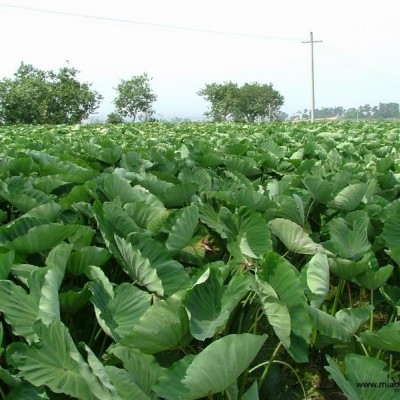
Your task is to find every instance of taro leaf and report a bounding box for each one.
[254,277,291,349]
[268,218,330,255]
[83,344,120,398]
[358,322,400,352]
[0,244,70,341]
[37,243,72,325]
[380,285,400,308]
[111,346,164,395]
[153,333,266,400]
[59,285,92,313]
[305,253,330,309]
[106,366,151,400]
[328,215,370,260]
[67,246,112,276]
[329,254,371,280]
[114,235,164,296]
[383,216,400,251]
[0,217,47,244]
[257,252,312,361]
[325,354,395,400]
[124,197,166,230]
[129,234,191,294]
[353,265,394,290]
[166,204,199,253]
[6,381,50,400]
[234,208,272,259]
[90,281,151,341]
[160,182,198,208]
[68,225,96,250]
[183,267,251,340]
[102,173,137,205]
[242,382,259,400]
[335,306,372,336]
[331,182,368,211]
[6,223,79,254]
[308,307,351,342]
[0,280,39,341]
[98,145,122,165]
[120,292,190,354]
[303,176,333,204]
[7,320,118,400]
[276,194,306,228]
[0,247,14,279]
[22,202,61,221]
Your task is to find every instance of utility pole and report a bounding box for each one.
[302,32,322,122]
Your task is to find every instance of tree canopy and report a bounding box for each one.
[112,73,157,122]
[0,63,102,125]
[198,81,284,122]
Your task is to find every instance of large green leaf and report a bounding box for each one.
[183,268,251,340]
[358,322,400,352]
[353,265,394,290]
[329,254,371,280]
[106,366,151,400]
[129,234,191,294]
[6,223,79,254]
[325,354,395,400]
[114,235,164,296]
[383,215,400,251]
[0,247,14,279]
[255,276,291,348]
[332,182,368,211]
[304,253,330,309]
[303,176,333,204]
[257,253,312,361]
[111,346,164,395]
[102,173,137,204]
[90,280,151,341]
[0,280,39,341]
[153,333,266,400]
[166,204,199,253]
[120,292,190,354]
[67,246,111,276]
[268,218,330,255]
[37,243,72,324]
[7,320,118,400]
[328,214,370,260]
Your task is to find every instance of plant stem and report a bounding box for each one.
[369,289,374,331]
[258,341,283,389]
[331,278,345,316]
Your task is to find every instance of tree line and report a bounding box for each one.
[1,62,398,125]
[0,62,286,125]
[291,103,400,121]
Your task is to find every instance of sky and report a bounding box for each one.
[0,0,399,121]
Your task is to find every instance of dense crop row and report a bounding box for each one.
[0,121,399,399]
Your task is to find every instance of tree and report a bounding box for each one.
[106,112,124,124]
[198,81,284,122]
[372,103,400,119]
[197,82,239,122]
[0,62,102,125]
[113,73,157,122]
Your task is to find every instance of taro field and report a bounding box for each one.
[0,121,399,399]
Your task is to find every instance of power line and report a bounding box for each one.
[0,3,299,42]
[302,32,322,122]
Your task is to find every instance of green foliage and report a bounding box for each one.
[0,121,399,399]
[113,73,157,122]
[0,62,102,125]
[198,81,284,122]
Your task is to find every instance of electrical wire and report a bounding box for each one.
[0,3,299,42]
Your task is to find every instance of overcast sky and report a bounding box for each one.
[0,0,399,120]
